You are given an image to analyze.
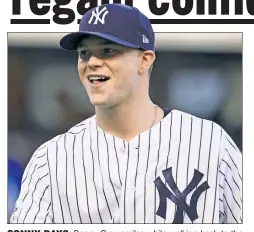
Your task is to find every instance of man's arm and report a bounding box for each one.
[10,147,53,223]
[219,131,242,223]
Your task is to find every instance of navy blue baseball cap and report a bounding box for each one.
[60,4,155,51]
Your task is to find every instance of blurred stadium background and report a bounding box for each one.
[7,32,242,221]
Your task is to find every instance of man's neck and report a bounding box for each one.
[95,99,163,142]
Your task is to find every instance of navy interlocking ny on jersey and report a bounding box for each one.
[10,4,242,224]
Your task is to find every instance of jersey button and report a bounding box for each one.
[132,186,136,192]
[120,147,125,153]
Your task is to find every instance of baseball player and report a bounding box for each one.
[10,4,242,224]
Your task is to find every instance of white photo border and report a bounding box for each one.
[2,1,252,232]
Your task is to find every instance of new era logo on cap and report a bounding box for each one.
[143,35,149,43]
[88,6,109,25]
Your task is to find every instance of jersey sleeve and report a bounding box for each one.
[219,130,242,223]
[10,146,53,223]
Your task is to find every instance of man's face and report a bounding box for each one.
[77,36,146,108]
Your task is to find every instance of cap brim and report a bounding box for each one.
[60,31,140,51]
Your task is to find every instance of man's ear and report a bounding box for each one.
[138,50,156,75]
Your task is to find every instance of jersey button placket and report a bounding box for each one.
[120,146,126,153]
[118,141,127,223]
[121,140,139,223]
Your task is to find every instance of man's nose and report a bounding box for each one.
[87,55,104,69]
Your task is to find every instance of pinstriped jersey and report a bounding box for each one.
[10,109,242,224]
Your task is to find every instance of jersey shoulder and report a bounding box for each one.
[34,115,96,155]
[172,109,240,152]
[172,109,222,129]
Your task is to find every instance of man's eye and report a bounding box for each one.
[103,48,116,55]
[80,50,91,60]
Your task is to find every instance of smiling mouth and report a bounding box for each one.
[88,75,110,84]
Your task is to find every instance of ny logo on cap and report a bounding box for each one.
[88,6,109,25]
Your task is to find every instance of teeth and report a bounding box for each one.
[89,76,107,81]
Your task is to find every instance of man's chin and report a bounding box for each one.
[90,99,118,109]
[90,99,110,108]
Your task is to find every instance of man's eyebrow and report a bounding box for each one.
[78,40,117,48]
[97,40,116,45]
